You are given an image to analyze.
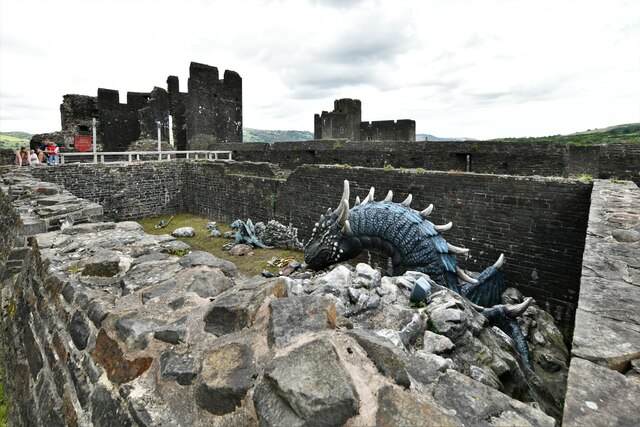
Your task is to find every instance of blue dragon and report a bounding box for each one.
[304,180,533,368]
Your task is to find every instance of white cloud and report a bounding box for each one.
[0,0,638,139]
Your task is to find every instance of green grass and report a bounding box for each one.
[0,363,8,426]
[137,213,303,277]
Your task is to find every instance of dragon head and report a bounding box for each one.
[304,181,361,270]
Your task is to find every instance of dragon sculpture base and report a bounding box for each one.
[304,180,534,368]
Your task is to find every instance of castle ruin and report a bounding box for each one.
[314,98,416,141]
[59,62,242,151]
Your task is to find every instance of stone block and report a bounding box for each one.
[81,251,121,277]
[90,385,133,427]
[572,276,640,371]
[67,310,91,350]
[160,351,198,385]
[432,370,555,427]
[268,294,336,348]
[154,317,188,345]
[203,284,271,335]
[347,329,411,388]
[195,343,256,415]
[254,338,359,426]
[179,250,238,277]
[91,329,153,384]
[563,357,640,427]
[375,385,461,426]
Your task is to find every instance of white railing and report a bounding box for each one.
[58,150,233,164]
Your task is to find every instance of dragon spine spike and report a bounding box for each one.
[456,266,479,284]
[341,219,351,235]
[337,199,350,225]
[434,222,453,232]
[420,204,434,218]
[362,187,375,204]
[383,190,393,202]
[401,194,412,207]
[494,253,505,269]
[334,181,350,214]
[447,242,469,254]
[354,196,361,206]
[341,180,350,204]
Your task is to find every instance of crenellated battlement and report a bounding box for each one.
[59,62,243,152]
[314,98,415,141]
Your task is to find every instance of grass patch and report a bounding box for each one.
[137,213,303,277]
[573,174,594,181]
[0,363,8,426]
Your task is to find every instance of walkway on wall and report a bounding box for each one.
[59,150,232,164]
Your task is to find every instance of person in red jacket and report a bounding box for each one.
[44,140,59,165]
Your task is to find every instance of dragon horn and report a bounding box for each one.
[354,196,361,206]
[341,219,352,235]
[434,222,453,232]
[362,187,375,204]
[401,194,413,207]
[337,199,350,225]
[383,190,393,202]
[420,204,434,218]
[456,266,479,284]
[493,253,505,269]
[334,180,350,214]
[447,243,469,254]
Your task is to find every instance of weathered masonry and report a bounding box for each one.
[2,162,638,426]
[58,62,242,152]
[314,98,416,141]
[28,161,591,327]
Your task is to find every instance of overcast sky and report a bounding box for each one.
[1,0,638,139]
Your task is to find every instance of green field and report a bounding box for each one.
[243,128,313,143]
[0,132,32,151]
[491,123,640,146]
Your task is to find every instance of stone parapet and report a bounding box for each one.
[563,179,640,426]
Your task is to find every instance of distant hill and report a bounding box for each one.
[490,123,640,146]
[243,128,313,143]
[417,134,477,142]
[0,131,32,151]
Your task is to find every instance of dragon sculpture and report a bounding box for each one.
[230,219,273,249]
[304,180,534,368]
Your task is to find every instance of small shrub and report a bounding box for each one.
[415,168,427,173]
[168,248,189,257]
[332,141,343,149]
[574,174,593,181]
[266,193,278,209]
[610,177,628,184]
[383,164,394,171]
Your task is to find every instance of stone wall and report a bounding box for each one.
[599,142,640,185]
[218,139,571,177]
[568,143,640,185]
[29,162,186,221]
[0,186,20,280]
[27,161,591,326]
[562,179,640,426]
[360,120,416,142]
[1,173,564,426]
